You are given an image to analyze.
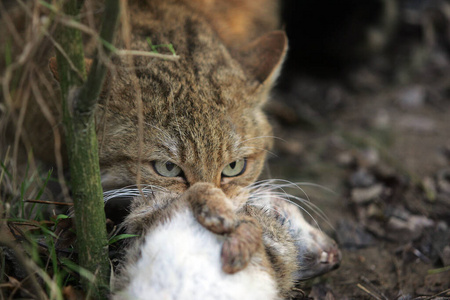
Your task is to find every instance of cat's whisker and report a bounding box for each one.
[247,192,321,231]
[247,200,280,215]
[250,189,331,228]
[240,146,278,158]
[248,192,322,231]
[261,192,331,229]
[103,184,167,203]
[236,135,286,147]
[252,179,337,197]
[245,179,334,229]
[290,182,337,196]
[248,179,336,199]
[247,179,312,204]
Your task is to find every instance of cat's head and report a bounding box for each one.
[49,10,287,209]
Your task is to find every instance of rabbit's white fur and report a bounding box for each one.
[114,207,278,300]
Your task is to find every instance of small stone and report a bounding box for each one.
[429,49,450,69]
[366,203,383,218]
[336,220,375,249]
[373,162,397,179]
[385,214,434,242]
[442,246,450,266]
[337,151,354,167]
[351,184,384,204]
[398,115,437,133]
[443,143,450,161]
[349,169,376,188]
[436,152,450,169]
[371,109,391,129]
[422,176,437,202]
[327,135,347,151]
[356,148,379,168]
[437,169,450,195]
[397,85,426,109]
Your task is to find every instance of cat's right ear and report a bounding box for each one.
[238,30,288,87]
[48,56,93,82]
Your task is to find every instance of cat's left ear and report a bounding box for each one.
[238,30,288,87]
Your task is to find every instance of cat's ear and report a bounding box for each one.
[239,30,288,86]
[48,56,93,82]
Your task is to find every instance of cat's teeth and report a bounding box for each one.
[329,253,335,263]
[320,251,328,263]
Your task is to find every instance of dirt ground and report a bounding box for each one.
[266,41,450,300]
[263,1,450,298]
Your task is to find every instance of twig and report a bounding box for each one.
[115,49,179,60]
[360,276,388,300]
[414,289,450,299]
[0,1,23,46]
[25,199,73,206]
[356,283,382,300]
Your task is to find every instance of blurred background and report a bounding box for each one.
[266,0,450,298]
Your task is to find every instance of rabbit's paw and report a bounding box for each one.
[221,217,262,274]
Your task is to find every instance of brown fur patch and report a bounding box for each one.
[221,215,263,274]
[185,182,236,234]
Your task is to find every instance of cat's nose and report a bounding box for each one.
[185,182,229,202]
[187,182,218,193]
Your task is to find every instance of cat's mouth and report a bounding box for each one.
[103,185,164,225]
[104,196,133,225]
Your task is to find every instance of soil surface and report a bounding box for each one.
[265,1,450,297]
[267,41,450,300]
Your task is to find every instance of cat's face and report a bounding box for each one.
[96,30,287,208]
[97,59,273,208]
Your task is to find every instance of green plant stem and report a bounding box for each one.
[54,0,120,298]
[78,0,120,114]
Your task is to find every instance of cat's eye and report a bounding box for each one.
[222,159,247,177]
[153,161,183,177]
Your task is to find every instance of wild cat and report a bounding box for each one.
[1,0,341,298]
[90,0,339,298]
